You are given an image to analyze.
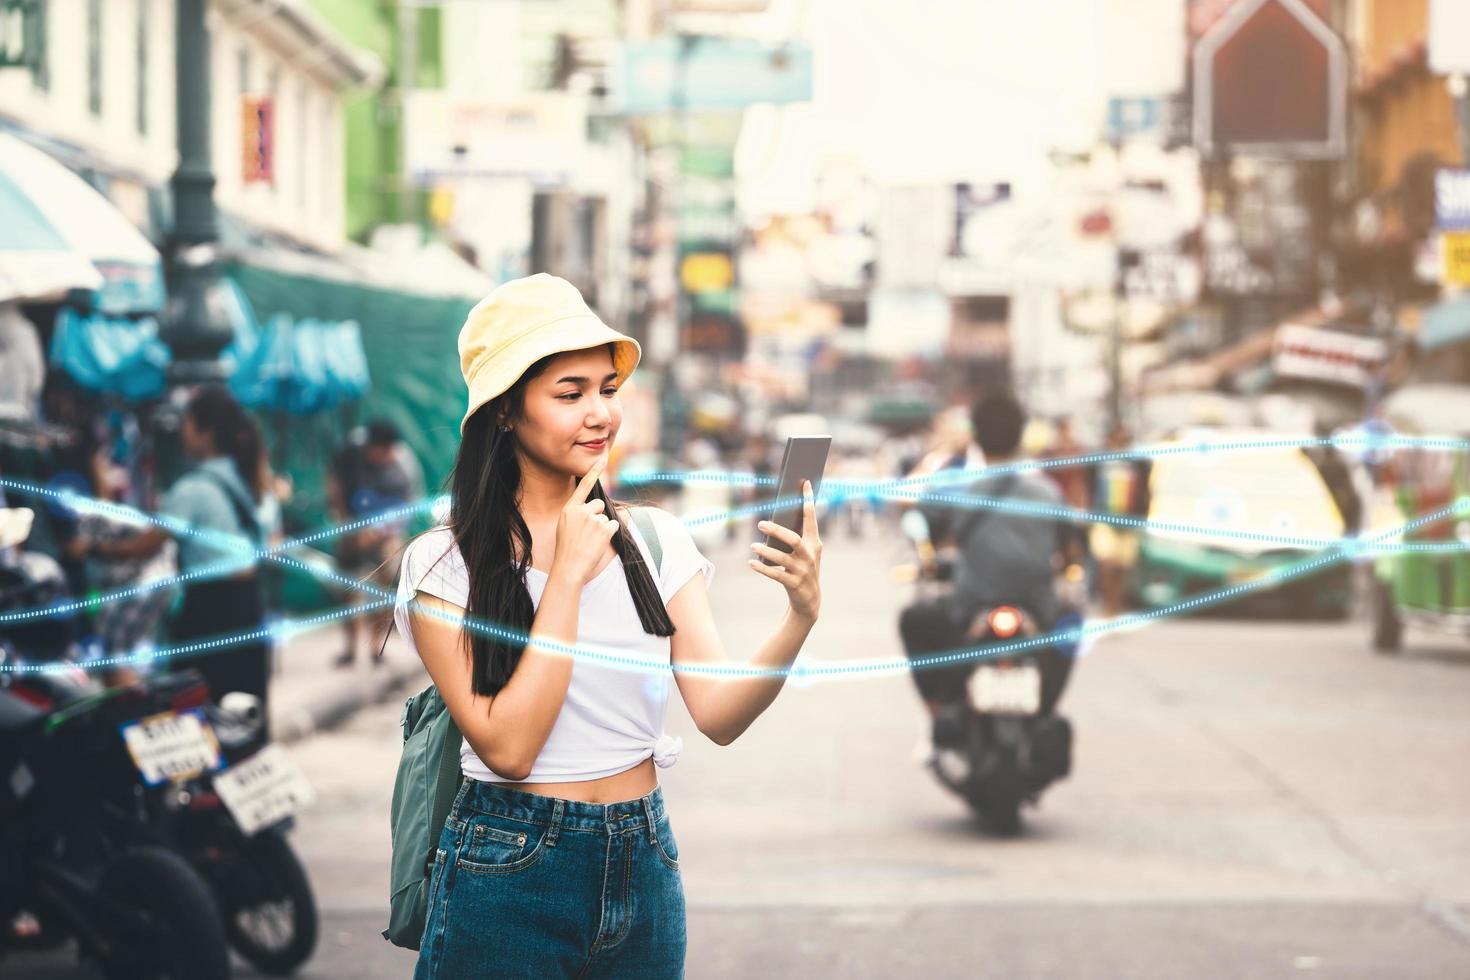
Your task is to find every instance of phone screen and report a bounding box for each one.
[761,435,832,564]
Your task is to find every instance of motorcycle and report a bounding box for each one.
[166,687,320,977]
[1,506,319,975]
[1,664,232,978]
[897,509,1079,835]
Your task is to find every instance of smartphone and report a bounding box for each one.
[761,435,832,564]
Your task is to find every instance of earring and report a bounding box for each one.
[500,424,511,433]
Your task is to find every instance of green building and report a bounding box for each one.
[305,0,443,240]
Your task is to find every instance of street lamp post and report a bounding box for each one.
[157,0,235,480]
[162,0,233,383]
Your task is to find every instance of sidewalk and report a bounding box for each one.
[268,617,425,745]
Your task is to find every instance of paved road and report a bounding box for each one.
[11,525,1470,978]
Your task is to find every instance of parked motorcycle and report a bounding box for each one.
[168,687,320,976]
[1,666,232,978]
[1,506,318,975]
[897,510,1079,835]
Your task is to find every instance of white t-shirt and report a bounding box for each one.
[393,506,715,783]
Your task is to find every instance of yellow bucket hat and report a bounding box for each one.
[457,273,642,434]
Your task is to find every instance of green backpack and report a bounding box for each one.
[382,507,664,949]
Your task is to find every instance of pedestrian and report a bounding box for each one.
[1043,416,1091,565]
[62,433,177,685]
[82,385,273,730]
[328,418,425,668]
[397,273,824,978]
[1088,423,1149,617]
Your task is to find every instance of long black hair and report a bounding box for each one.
[419,347,674,698]
[185,384,266,503]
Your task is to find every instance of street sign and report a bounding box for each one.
[0,0,41,70]
[1192,0,1346,159]
[1445,232,1470,287]
[1435,169,1470,232]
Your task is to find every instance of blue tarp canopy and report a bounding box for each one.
[48,309,171,400]
[224,278,371,413]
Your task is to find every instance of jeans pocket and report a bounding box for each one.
[652,813,680,871]
[456,814,547,875]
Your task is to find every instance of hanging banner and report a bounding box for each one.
[242,96,275,184]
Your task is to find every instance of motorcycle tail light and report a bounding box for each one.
[9,686,51,712]
[187,790,222,811]
[170,682,209,712]
[987,606,1023,638]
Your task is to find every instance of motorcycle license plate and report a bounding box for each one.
[120,709,223,785]
[968,664,1042,715]
[212,744,316,837]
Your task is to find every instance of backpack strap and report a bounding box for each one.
[628,506,664,576]
[194,465,264,546]
[430,705,464,867]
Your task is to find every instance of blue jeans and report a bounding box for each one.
[414,778,687,979]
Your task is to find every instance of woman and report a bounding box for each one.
[84,385,272,724]
[398,274,823,979]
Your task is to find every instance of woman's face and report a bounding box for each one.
[180,413,210,459]
[512,347,622,477]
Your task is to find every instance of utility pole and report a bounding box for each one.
[396,0,419,227]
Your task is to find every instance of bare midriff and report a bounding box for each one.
[491,756,657,805]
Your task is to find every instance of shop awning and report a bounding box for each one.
[0,134,166,314]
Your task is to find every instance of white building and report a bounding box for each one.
[0,0,379,251]
[406,0,634,321]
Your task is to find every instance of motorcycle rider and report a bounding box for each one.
[900,390,1074,726]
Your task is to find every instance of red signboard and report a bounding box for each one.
[1192,0,1345,159]
[241,96,274,184]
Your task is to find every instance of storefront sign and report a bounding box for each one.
[1445,232,1470,287]
[1435,169,1470,232]
[616,38,811,115]
[1271,323,1387,388]
[404,91,584,184]
[241,96,275,184]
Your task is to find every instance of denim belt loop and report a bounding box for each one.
[449,777,473,823]
[545,798,565,847]
[641,794,658,847]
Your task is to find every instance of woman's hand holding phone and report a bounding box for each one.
[553,455,619,586]
[750,480,823,622]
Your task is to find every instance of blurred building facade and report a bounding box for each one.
[0,0,380,251]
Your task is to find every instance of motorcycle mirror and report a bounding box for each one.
[0,508,35,549]
[899,510,930,544]
[219,691,263,729]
